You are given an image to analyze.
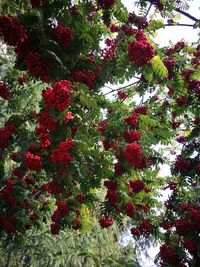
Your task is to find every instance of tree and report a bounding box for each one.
[0,0,199,266]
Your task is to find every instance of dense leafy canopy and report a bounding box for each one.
[0,0,199,266]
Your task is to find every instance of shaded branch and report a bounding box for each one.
[145,3,153,18]
[175,8,199,22]
[0,185,6,192]
[139,95,144,106]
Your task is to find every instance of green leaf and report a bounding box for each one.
[148,20,165,31]
[142,65,154,82]
[139,115,157,127]
[190,66,200,80]
[80,94,98,109]
[150,55,168,78]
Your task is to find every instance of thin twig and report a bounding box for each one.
[139,95,144,106]
[104,85,113,90]
[145,3,152,18]
[32,190,41,199]
[164,23,195,27]
[174,8,199,22]
[0,185,6,192]
[104,77,141,92]
[104,81,140,96]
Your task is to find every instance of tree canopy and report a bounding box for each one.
[0,0,199,266]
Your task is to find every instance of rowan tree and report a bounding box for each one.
[0,0,199,266]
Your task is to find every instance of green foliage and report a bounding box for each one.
[142,55,168,83]
[0,223,141,267]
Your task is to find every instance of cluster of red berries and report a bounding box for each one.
[131,219,152,237]
[26,52,49,82]
[101,38,117,62]
[30,0,44,8]
[38,111,56,132]
[18,76,26,85]
[155,0,164,11]
[51,201,69,235]
[99,217,114,228]
[2,187,17,207]
[114,162,123,176]
[38,133,51,148]
[0,82,12,100]
[128,179,145,193]
[138,18,148,29]
[128,30,154,66]
[43,80,72,111]
[123,25,135,36]
[160,202,200,266]
[43,181,65,195]
[53,23,73,50]
[170,119,181,130]
[15,38,32,59]
[102,138,114,151]
[123,130,140,143]
[72,69,97,89]
[134,106,148,115]
[104,179,117,191]
[165,41,185,56]
[163,59,176,79]
[73,217,81,230]
[97,0,115,10]
[97,119,107,136]
[174,155,189,173]
[128,12,148,29]
[76,193,86,203]
[124,112,138,128]
[176,96,187,106]
[125,202,136,218]
[175,218,189,236]
[182,68,194,81]
[105,180,119,207]
[109,24,120,33]
[0,15,51,82]
[159,243,181,266]
[192,44,200,66]
[50,139,73,164]
[23,151,43,171]
[0,15,28,46]
[0,123,17,150]
[187,79,200,100]
[0,216,16,234]
[184,239,198,257]
[122,143,143,168]
[117,90,128,100]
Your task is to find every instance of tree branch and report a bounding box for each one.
[104,81,140,96]
[145,3,153,18]
[164,23,195,27]
[174,8,199,22]
[0,185,6,192]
